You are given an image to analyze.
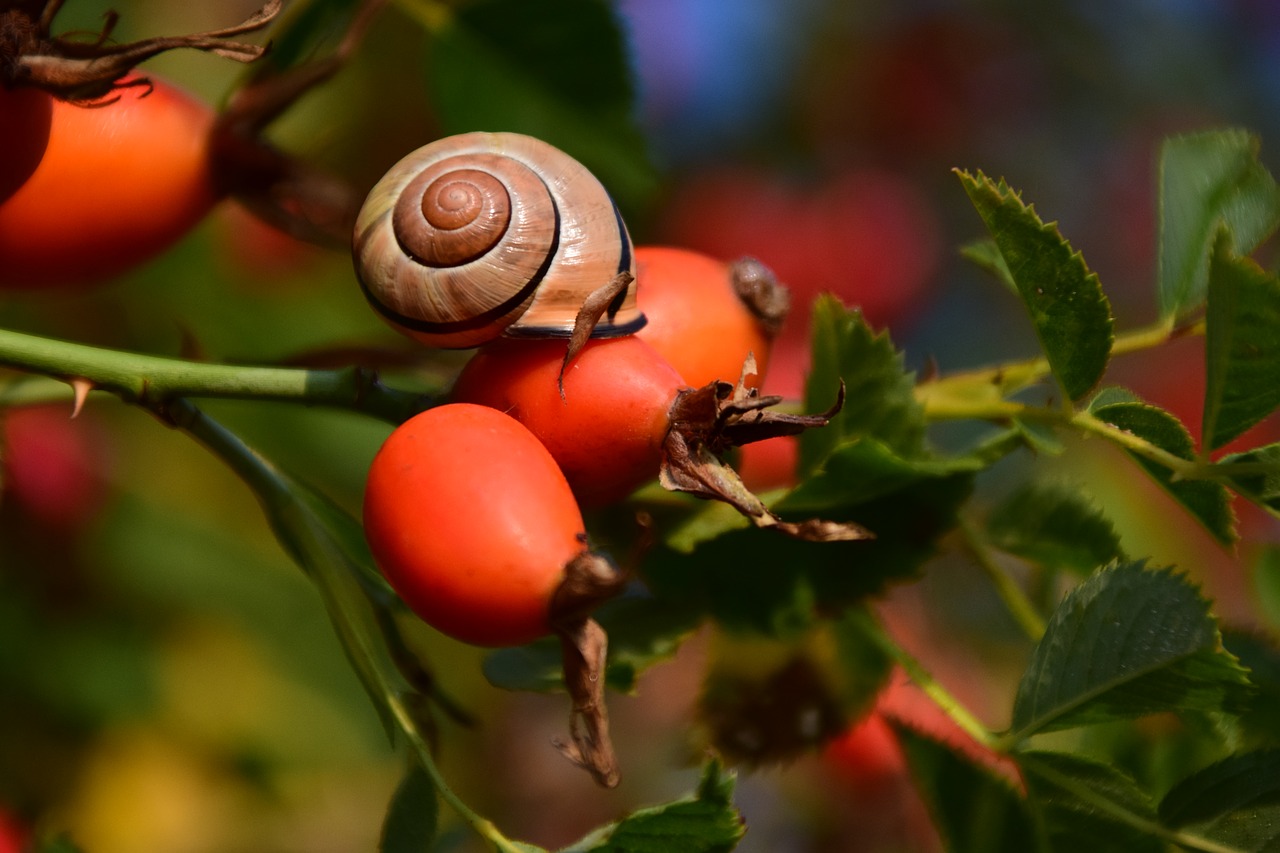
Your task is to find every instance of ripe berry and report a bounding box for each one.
[0,78,218,289]
[363,403,606,646]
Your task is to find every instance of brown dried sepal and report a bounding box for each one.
[661,360,870,542]
[1,1,283,101]
[210,0,386,249]
[730,257,790,338]
[546,550,628,788]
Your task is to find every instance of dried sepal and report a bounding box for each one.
[547,549,627,788]
[2,1,283,101]
[661,362,869,542]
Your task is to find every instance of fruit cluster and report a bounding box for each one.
[363,245,799,649]
[359,234,838,785]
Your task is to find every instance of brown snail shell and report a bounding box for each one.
[353,131,645,349]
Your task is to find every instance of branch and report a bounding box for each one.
[0,326,430,423]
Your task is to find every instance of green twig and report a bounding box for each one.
[957,518,1047,642]
[0,326,430,423]
[916,317,1201,408]
[848,609,1000,751]
[165,397,526,853]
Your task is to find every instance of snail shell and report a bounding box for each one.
[353,131,645,349]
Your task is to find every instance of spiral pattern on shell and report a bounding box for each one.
[353,132,643,349]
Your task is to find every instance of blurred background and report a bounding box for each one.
[3,0,1280,850]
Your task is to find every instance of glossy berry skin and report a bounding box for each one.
[0,78,218,289]
[634,245,773,387]
[451,336,686,508]
[363,403,590,647]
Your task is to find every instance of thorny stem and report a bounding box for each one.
[957,518,1047,642]
[166,397,526,853]
[916,316,1201,405]
[0,326,429,423]
[848,609,999,752]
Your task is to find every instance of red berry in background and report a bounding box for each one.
[0,807,24,853]
[2,405,109,529]
[657,166,941,338]
[633,246,788,388]
[451,336,687,508]
[0,77,218,289]
[363,403,600,647]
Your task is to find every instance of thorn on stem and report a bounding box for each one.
[68,377,93,418]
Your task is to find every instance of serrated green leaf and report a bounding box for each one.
[380,763,437,853]
[1009,561,1252,740]
[1159,129,1280,320]
[893,723,1039,853]
[986,481,1125,576]
[483,592,702,693]
[1217,442,1280,515]
[643,469,972,635]
[957,170,1114,401]
[802,297,926,473]
[427,0,658,217]
[1019,751,1163,853]
[1086,386,1145,411]
[781,437,986,513]
[1159,750,1280,850]
[1092,401,1236,545]
[1203,233,1280,449]
[563,761,744,852]
[1222,628,1280,744]
[961,238,1017,292]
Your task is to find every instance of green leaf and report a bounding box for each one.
[957,169,1114,401]
[644,469,973,635]
[1159,750,1280,850]
[1203,233,1280,448]
[1217,442,1280,514]
[960,238,1017,292]
[1091,400,1236,545]
[802,297,926,473]
[782,437,986,512]
[1222,628,1280,743]
[427,0,658,218]
[1158,129,1280,321]
[483,592,703,693]
[986,480,1125,576]
[893,723,1038,853]
[1019,751,1163,853]
[564,760,745,852]
[380,763,438,853]
[1253,547,1280,631]
[1009,561,1252,740]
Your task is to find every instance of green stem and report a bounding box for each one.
[958,519,1047,642]
[1023,756,1245,853]
[849,609,999,751]
[0,326,429,423]
[916,317,1201,407]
